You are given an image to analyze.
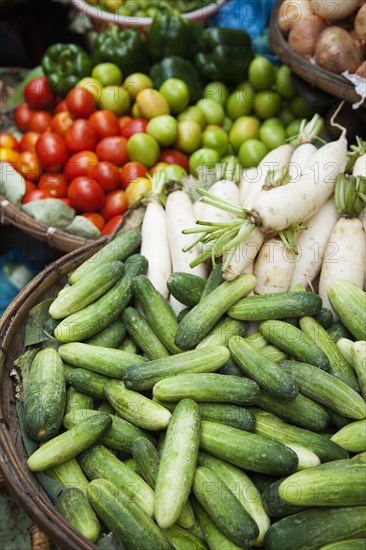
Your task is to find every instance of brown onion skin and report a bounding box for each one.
[356,61,366,78]
[315,26,362,73]
[355,3,366,42]
[310,0,360,21]
[288,14,327,58]
[278,0,313,33]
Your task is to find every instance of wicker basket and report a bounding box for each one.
[270,0,366,109]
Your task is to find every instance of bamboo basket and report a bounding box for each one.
[0,208,144,549]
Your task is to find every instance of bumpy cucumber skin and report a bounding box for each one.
[164,525,207,550]
[47,458,89,491]
[198,403,255,432]
[201,263,224,300]
[193,497,244,550]
[131,437,160,489]
[167,272,206,307]
[68,368,109,400]
[262,478,308,519]
[65,387,93,414]
[328,279,366,341]
[85,320,126,349]
[196,317,246,349]
[56,487,100,542]
[228,292,322,321]
[122,307,170,360]
[330,420,366,453]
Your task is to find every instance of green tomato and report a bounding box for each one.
[196,99,225,125]
[238,139,269,168]
[203,81,230,107]
[279,106,295,126]
[146,115,178,147]
[202,125,229,156]
[175,120,202,154]
[286,119,304,139]
[229,116,260,151]
[98,85,130,115]
[178,106,206,129]
[127,133,160,168]
[92,63,123,87]
[290,97,315,118]
[248,56,276,91]
[254,91,282,119]
[76,77,103,100]
[226,83,256,119]
[164,163,187,181]
[159,78,190,114]
[276,65,297,99]
[262,117,284,128]
[189,148,221,177]
[123,73,153,99]
[220,155,242,182]
[259,124,287,151]
[222,116,233,133]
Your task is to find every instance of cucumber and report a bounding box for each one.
[193,466,259,547]
[280,360,366,420]
[55,254,147,342]
[228,291,322,321]
[198,452,270,546]
[155,399,201,529]
[201,263,223,300]
[175,275,256,349]
[121,307,170,360]
[193,497,244,550]
[260,345,288,364]
[197,403,255,432]
[244,331,268,349]
[328,279,366,340]
[250,473,279,495]
[119,337,140,354]
[49,261,124,319]
[104,379,171,431]
[27,412,112,471]
[262,478,308,519]
[352,452,366,463]
[56,488,100,542]
[63,408,154,453]
[59,342,145,379]
[65,387,93,414]
[79,444,154,517]
[252,410,349,462]
[200,421,298,475]
[319,540,366,550]
[123,346,230,391]
[86,479,172,550]
[152,373,259,405]
[327,409,353,429]
[300,316,359,391]
[132,274,181,354]
[177,307,190,322]
[69,368,109,400]
[259,320,330,371]
[313,307,334,329]
[328,320,354,343]
[337,338,354,368]
[70,229,141,284]
[331,420,366,453]
[167,272,206,307]
[47,458,89,490]
[97,401,114,414]
[286,444,320,471]
[257,391,330,432]
[85,320,126,349]
[218,357,244,377]
[264,507,366,550]
[63,363,74,384]
[164,525,207,550]
[352,341,366,399]
[124,458,139,472]
[229,336,298,400]
[24,348,66,442]
[196,317,246,348]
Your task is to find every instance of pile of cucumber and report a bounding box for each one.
[21,230,366,549]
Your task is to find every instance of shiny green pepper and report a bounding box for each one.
[41,43,92,97]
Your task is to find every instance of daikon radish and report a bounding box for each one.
[352,152,366,177]
[200,180,240,223]
[288,143,317,181]
[193,199,206,221]
[254,237,297,294]
[223,229,264,281]
[239,167,258,205]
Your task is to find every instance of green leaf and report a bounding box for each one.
[22,199,75,229]
[65,215,101,239]
[24,298,55,347]
[0,162,25,205]
[12,348,39,402]
[6,66,44,109]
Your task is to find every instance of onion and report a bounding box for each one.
[288,15,327,58]
[310,0,360,21]
[356,61,366,78]
[315,27,362,74]
[278,0,313,33]
[355,3,366,42]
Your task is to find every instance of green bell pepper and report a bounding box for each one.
[147,12,202,62]
[195,27,254,85]
[92,26,150,78]
[150,56,203,104]
[41,43,92,97]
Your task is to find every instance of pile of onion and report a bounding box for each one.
[315,27,362,74]
[278,0,313,32]
[288,14,327,58]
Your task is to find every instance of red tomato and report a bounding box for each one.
[96,136,128,166]
[102,214,123,235]
[29,111,52,133]
[65,120,97,153]
[14,103,34,131]
[38,172,68,198]
[60,197,72,207]
[68,176,105,212]
[55,100,68,114]
[82,212,105,231]
[90,161,120,192]
[35,132,68,171]
[66,87,96,119]
[0,148,19,167]
[120,118,148,139]
[118,115,132,130]
[0,133,19,150]
[159,149,189,171]
[119,161,147,189]
[22,189,52,204]
[89,110,120,139]
[25,180,37,193]
[100,190,128,221]
[24,77,57,110]
[63,151,99,181]
[17,151,42,181]
[20,131,40,153]
[50,111,73,137]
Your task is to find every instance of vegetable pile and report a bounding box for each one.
[82,0,219,17]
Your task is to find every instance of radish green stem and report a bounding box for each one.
[264,166,291,189]
[347,136,366,171]
[279,222,307,255]
[335,173,366,216]
[289,114,324,146]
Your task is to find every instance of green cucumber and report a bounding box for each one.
[193,466,259,547]
[59,342,145,379]
[257,391,330,432]
[200,421,298,475]
[201,263,224,300]
[331,420,366,453]
[132,274,181,354]
[300,316,359,391]
[119,337,140,354]
[264,506,366,550]
[55,254,147,342]
[286,444,320,471]
[328,320,354,343]
[164,525,207,550]
[85,320,126,349]
[155,399,201,529]
[86,479,172,550]
[244,331,268,349]
[262,478,307,519]
[65,387,93,414]
[313,307,334,330]
[167,272,206,307]
[123,346,230,391]
[352,451,366,463]
[152,373,259,405]
[56,487,100,542]
[337,338,354,368]
[228,291,322,321]
[260,345,288,364]
[63,363,74,384]
[280,360,366,420]
[327,409,353,429]
[104,379,171,430]
[259,320,330,371]
[47,458,89,490]
[193,497,243,550]
[319,540,366,550]
[24,348,66,442]
[229,336,298,400]
[97,401,114,414]
[328,279,366,340]
[218,357,244,377]
[124,457,139,472]
[79,444,154,517]
[122,307,170,360]
[70,229,141,284]
[177,307,191,322]
[27,413,112,471]
[250,473,279,495]
[49,261,124,319]
[352,341,366,399]
[69,368,109,400]
[196,317,246,348]
[196,403,255,432]
[175,274,256,349]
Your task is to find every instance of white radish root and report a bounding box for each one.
[352,153,366,177]
[223,229,264,281]
[239,167,258,206]
[193,198,206,221]
[288,143,317,181]
[254,237,297,294]
[200,180,240,223]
